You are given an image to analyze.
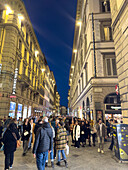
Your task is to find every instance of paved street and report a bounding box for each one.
[0,141,128,170]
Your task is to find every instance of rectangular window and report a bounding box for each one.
[32,76,34,86]
[101,0,110,12]
[30,41,32,52]
[105,55,117,76]
[24,49,27,59]
[19,39,22,52]
[85,64,88,85]
[103,26,112,41]
[29,55,31,66]
[26,32,29,45]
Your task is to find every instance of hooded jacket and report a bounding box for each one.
[33,122,53,154]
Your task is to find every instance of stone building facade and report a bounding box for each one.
[0,0,59,119]
[68,0,121,122]
[110,0,128,123]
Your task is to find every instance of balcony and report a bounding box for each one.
[18,74,31,87]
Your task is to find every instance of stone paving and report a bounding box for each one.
[0,141,128,170]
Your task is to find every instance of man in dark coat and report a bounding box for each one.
[33,117,53,170]
[3,122,20,170]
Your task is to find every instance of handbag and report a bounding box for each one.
[66,144,69,155]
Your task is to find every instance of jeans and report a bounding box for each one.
[46,147,54,162]
[57,150,66,162]
[28,133,32,148]
[98,136,104,150]
[5,152,14,170]
[23,140,28,154]
[36,152,47,170]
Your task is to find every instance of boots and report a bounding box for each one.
[64,160,68,168]
[56,162,60,166]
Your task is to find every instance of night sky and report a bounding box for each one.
[22,0,77,107]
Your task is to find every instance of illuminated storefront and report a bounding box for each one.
[9,102,16,118]
[17,103,22,120]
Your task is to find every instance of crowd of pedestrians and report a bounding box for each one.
[0,115,123,170]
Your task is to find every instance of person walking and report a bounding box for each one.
[73,121,80,148]
[56,121,68,168]
[33,117,53,170]
[80,121,86,147]
[96,118,106,153]
[28,119,35,150]
[0,120,3,148]
[22,118,31,156]
[3,121,20,170]
[54,119,59,159]
[45,121,55,168]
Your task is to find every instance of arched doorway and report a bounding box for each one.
[104,93,121,119]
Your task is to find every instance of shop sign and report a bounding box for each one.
[115,85,119,95]
[12,68,18,95]
[9,102,16,118]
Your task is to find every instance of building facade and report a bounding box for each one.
[68,0,121,122]
[110,0,128,123]
[0,0,57,119]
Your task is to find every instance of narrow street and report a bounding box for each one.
[0,141,128,170]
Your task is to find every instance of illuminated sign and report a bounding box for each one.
[9,102,16,118]
[12,68,18,95]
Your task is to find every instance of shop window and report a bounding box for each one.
[100,0,110,12]
[104,55,117,76]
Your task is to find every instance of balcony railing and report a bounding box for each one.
[18,74,31,85]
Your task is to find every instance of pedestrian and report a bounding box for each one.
[45,121,55,168]
[85,120,91,146]
[80,121,86,147]
[70,117,74,144]
[96,118,106,153]
[56,121,68,168]
[73,121,80,148]
[54,119,59,159]
[22,118,31,156]
[3,121,20,170]
[34,118,43,135]
[18,117,23,135]
[90,120,97,146]
[0,120,3,148]
[28,119,35,150]
[33,117,53,170]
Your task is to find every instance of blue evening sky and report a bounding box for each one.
[22,0,77,107]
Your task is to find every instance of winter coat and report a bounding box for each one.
[85,123,91,139]
[73,125,80,141]
[33,122,53,154]
[96,123,106,138]
[22,123,31,141]
[56,126,67,150]
[3,123,20,155]
[80,125,86,142]
[34,123,42,135]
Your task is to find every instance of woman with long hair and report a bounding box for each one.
[22,118,31,156]
[3,121,20,170]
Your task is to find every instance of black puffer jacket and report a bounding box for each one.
[3,123,20,154]
[33,122,53,154]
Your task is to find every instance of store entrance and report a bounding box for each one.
[104,93,122,120]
